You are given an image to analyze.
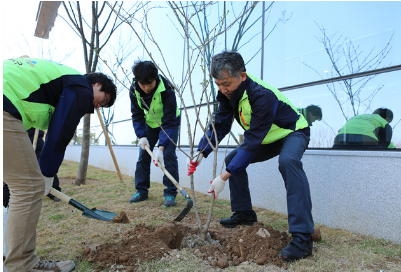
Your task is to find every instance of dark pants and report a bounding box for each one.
[226,131,314,234]
[134,125,179,197]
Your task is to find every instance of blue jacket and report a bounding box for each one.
[198,74,309,175]
[129,75,180,147]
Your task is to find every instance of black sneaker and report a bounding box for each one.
[220,211,258,228]
[280,233,313,262]
[129,193,148,203]
[163,196,176,207]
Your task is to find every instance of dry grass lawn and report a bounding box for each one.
[35,160,401,271]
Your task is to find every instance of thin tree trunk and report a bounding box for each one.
[75,113,91,185]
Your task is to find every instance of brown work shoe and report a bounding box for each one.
[32,260,75,272]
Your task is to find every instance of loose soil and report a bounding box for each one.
[83,213,321,271]
[56,174,322,271]
[111,211,130,224]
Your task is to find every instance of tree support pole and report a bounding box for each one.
[32,129,39,151]
[96,109,124,182]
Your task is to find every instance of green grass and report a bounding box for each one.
[357,238,401,257]
[74,260,99,272]
[47,214,68,222]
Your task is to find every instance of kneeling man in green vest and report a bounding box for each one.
[187,51,315,262]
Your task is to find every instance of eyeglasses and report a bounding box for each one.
[101,92,108,107]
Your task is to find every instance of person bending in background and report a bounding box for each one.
[128,60,181,208]
[333,108,393,149]
[187,51,315,262]
[3,57,117,272]
[297,105,322,126]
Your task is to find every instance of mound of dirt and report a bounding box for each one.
[84,223,192,271]
[83,221,297,271]
[196,222,291,268]
[111,211,130,224]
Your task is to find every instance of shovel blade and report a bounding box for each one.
[69,199,118,222]
[82,208,118,222]
[174,198,193,222]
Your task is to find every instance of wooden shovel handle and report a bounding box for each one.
[144,145,184,191]
[49,188,71,203]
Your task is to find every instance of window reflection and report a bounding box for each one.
[283,70,400,150]
[297,105,323,127]
[332,108,394,150]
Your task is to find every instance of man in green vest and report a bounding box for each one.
[297,105,322,126]
[187,51,314,262]
[128,61,181,208]
[3,57,117,272]
[333,108,393,149]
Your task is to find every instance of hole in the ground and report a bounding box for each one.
[181,233,221,249]
[155,225,186,249]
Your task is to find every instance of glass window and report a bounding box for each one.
[93,1,400,151]
[282,71,401,149]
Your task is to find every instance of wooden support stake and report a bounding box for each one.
[96,109,124,182]
[32,128,39,151]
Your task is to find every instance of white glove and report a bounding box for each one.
[207,175,226,199]
[44,176,54,195]
[153,149,164,167]
[138,137,149,150]
[186,152,203,175]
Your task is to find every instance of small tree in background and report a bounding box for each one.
[96,30,139,145]
[73,132,99,145]
[303,25,396,147]
[304,25,394,121]
[60,1,143,185]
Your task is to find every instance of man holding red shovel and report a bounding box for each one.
[3,57,117,272]
[188,51,315,262]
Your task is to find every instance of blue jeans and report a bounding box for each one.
[135,125,179,197]
[226,131,314,234]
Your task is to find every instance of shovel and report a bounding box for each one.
[30,128,118,222]
[49,188,118,222]
[144,145,193,221]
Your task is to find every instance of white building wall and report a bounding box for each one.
[65,146,401,244]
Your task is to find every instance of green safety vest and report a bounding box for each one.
[238,74,308,144]
[337,114,389,141]
[3,58,82,130]
[134,75,180,128]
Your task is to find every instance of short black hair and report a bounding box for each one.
[306,105,323,120]
[211,50,246,79]
[132,60,158,84]
[85,72,117,108]
[373,107,393,123]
